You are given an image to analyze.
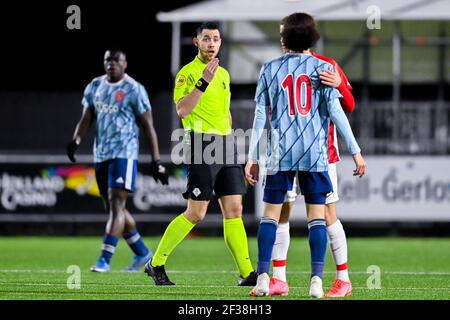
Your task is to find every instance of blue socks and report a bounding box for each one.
[257,217,278,275]
[123,229,150,257]
[101,234,118,264]
[308,219,327,279]
[99,229,150,265]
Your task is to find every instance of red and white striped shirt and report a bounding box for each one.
[312,53,355,163]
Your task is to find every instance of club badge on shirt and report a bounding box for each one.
[115,90,125,102]
[176,75,186,88]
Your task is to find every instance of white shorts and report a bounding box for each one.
[284,162,339,204]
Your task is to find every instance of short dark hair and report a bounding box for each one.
[105,47,127,59]
[280,13,320,52]
[196,22,220,36]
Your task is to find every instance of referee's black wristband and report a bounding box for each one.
[195,77,209,92]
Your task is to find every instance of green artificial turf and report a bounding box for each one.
[0,237,449,300]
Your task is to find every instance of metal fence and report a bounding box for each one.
[231,99,450,155]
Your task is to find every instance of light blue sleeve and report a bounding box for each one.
[133,84,152,114]
[248,103,267,161]
[248,67,269,161]
[254,64,270,107]
[81,82,93,109]
[326,95,361,155]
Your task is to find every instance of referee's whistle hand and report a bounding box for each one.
[203,58,219,83]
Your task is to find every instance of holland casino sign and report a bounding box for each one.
[132,173,187,211]
[0,173,64,210]
[0,164,189,215]
[0,165,100,213]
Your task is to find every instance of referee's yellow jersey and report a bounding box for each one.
[174,56,231,136]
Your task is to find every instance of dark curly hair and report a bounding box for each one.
[280,13,320,52]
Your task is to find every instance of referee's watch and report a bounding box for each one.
[195,77,209,92]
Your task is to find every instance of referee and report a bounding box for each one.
[145,22,256,286]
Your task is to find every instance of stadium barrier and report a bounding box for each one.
[0,160,255,223]
[255,156,450,222]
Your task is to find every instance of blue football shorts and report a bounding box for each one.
[94,158,138,196]
[263,170,333,205]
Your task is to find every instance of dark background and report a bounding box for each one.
[0,0,203,155]
[0,0,202,92]
[1,1,448,155]
[0,1,260,237]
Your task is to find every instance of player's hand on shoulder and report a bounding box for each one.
[352,153,366,178]
[150,160,169,185]
[319,65,342,88]
[66,139,80,163]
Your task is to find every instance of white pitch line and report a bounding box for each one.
[1,269,450,276]
[0,269,62,273]
[0,282,449,291]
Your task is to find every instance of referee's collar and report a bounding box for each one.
[194,56,208,65]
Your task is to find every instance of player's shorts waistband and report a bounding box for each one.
[182,132,239,165]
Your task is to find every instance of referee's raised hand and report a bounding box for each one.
[202,58,219,83]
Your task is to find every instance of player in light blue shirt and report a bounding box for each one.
[67,48,168,273]
[248,52,360,172]
[245,13,366,298]
[81,71,150,163]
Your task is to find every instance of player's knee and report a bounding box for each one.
[279,202,293,223]
[109,201,126,218]
[107,214,125,232]
[185,209,206,224]
[186,213,204,224]
[225,202,242,217]
[125,218,136,231]
[109,201,123,212]
[325,206,338,226]
[110,212,125,223]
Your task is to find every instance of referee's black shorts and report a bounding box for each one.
[182,132,247,201]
